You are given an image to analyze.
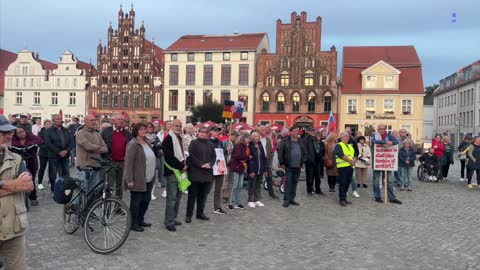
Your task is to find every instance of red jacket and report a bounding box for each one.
[431,139,444,157]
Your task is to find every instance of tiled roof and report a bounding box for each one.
[144,39,164,76]
[166,33,267,51]
[0,49,18,95]
[37,58,57,70]
[77,60,97,76]
[342,46,424,95]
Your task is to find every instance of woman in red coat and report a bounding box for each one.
[431,134,444,178]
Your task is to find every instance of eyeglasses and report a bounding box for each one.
[174,125,182,128]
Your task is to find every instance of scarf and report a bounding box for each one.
[374,132,388,142]
[169,129,185,162]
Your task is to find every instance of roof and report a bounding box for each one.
[144,39,164,76]
[166,33,267,52]
[458,59,480,72]
[0,49,18,95]
[341,46,424,95]
[77,60,97,76]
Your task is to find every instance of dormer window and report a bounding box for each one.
[365,75,377,88]
[384,75,394,88]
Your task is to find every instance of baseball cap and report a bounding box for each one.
[0,115,18,132]
[19,114,27,119]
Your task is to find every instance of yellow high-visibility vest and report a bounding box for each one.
[336,142,354,168]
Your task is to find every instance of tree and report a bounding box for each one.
[364,125,376,137]
[425,84,439,96]
[189,101,224,124]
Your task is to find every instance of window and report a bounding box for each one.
[16,92,22,105]
[384,75,394,88]
[203,90,213,105]
[112,63,118,69]
[347,99,358,114]
[134,76,139,84]
[223,52,230,61]
[292,93,300,112]
[221,90,230,104]
[144,75,150,84]
[280,72,289,86]
[277,93,285,112]
[122,62,128,69]
[365,75,377,88]
[402,100,412,114]
[101,93,108,107]
[112,93,118,108]
[30,78,34,87]
[262,92,270,112]
[133,93,140,108]
[31,92,40,105]
[187,53,195,61]
[112,76,118,83]
[73,78,77,87]
[69,92,76,105]
[122,76,128,84]
[122,93,129,107]
[51,92,58,105]
[15,79,19,88]
[168,90,178,111]
[186,65,195,85]
[123,48,129,56]
[260,121,270,125]
[321,74,328,86]
[308,93,316,112]
[133,62,139,69]
[186,90,195,110]
[205,52,212,61]
[221,64,231,85]
[169,65,178,85]
[324,93,332,112]
[102,76,108,84]
[383,99,394,113]
[171,53,178,62]
[57,78,60,87]
[240,52,248,60]
[239,64,249,85]
[304,71,314,86]
[266,74,274,86]
[123,36,128,43]
[365,99,375,113]
[203,65,213,85]
[23,78,26,87]
[144,93,150,108]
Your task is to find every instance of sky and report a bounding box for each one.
[1,0,479,86]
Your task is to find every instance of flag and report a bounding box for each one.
[222,100,235,119]
[232,101,244,119]
[326,112,336,137]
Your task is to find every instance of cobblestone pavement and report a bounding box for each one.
[25,163,480,270]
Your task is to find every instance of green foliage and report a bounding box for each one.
[364,125,376,137]
[189,101,224,124]
[425,84,439,96]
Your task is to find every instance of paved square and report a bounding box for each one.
[25,164,480,270]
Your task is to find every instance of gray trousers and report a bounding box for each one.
[164,174,182,227]
[0,234,26,270]
[248,174,263,202]
[211,175,224,210]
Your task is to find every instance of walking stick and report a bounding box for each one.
[384,170,388,205]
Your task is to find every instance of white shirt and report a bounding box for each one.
[32,124,42,136]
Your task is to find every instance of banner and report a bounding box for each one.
[213,148,227,176]
[373,144,398,171]
[222,100,244,119]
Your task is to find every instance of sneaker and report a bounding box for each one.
[400,187,405,191]
[247,202,256,208]
[38,184,44,190]
[467,184,473,189]
[183,190,188,195]
[407,187,412,191]
[352,191,360,198]
[234,204,245,209]
[213,208,227,215]
[227,205,234,210]
[151,194,157,201]
[428,175,433,181]
[340,201,347,206]
[161,189,167,198]
[433,176,437,181]
[254,201,264,207]
[362,184,368,188]
[389,199,402,204]
[459,178,465,182]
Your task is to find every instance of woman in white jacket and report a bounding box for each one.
[355,136,371,188]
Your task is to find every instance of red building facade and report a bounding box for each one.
[255,12,338,128]
[88,5,164,123]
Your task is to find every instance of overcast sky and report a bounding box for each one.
[1,0,479,86]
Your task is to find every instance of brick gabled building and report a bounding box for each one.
[88,5,164,123]
[255,12,338,128]
[0,49,19,114]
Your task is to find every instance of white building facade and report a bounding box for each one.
[163,33,270,124]
[4,50,93,123]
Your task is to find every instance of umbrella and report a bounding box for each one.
[195,120,217,129]
[232,122,254,130]
[271,123,283,130]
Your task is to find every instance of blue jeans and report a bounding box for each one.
[48,157,70,192]
[76,169,101,195]
[230,172,244,205]
[350,168,358,191]
[284,167,301,202]
[399,167,413,187]
[372,170,396,200]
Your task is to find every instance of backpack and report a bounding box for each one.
[53,177,77,204]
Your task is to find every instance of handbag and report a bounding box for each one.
[324,159,334,169]
[164,161,191,192]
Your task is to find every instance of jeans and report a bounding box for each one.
[399,166,413,187]
[107,161,124,199]
[210,175,224,210]
[350,168,358,192]
[372,170,396,200]
[441,162,451,178]
[466,168,480,185]
[76,168,102,195]
[230,172,244,205]
[265,159,274,195]
[284,167,301,202]
[157,157,167,187]
[164,175,183,227]
[130,181,153,226]
[186,181,210,217]
[37,156,48,184]
[48,157,70,192]
[247,174,263,202]
[394,170,401,186]
[338,167,353,201]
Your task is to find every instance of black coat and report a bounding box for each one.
[247,141,267,176]
[277,136,306,168]
[38,128,49,157]
[44,126,73,159]
[186,138,216,182]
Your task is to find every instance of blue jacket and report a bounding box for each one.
[399,147,416,167]
[247,141,267,176]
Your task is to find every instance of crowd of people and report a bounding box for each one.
[1,111,479,269]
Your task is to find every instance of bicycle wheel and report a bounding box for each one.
[279,183,285,194]
[84,197,131,254]
[63,188,81,234]
[417,166,424,181]
[263,180,268,190]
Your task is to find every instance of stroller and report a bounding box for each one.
[263,169,286,193]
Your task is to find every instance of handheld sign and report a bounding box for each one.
[213,148,227,176]
[374,144,398,204]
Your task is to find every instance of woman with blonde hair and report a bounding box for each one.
[324,132,339,192]
[246,132,267,208]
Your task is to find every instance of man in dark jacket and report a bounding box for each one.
[16,114,32,133]
[278,127,306,207]
[303,127,324,195]
[67,116,81,168]
[100,113,132,199]
[209,127,227,215]
[45,114,73,192]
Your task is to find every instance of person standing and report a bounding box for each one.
[334,131,357,206]
[0,115,33,270]
[278,127,306,208]
[466,136,480,189]
[67,116,81,168]
[432,134,444,179]
[457,135,472,182]
[8,113,18,126]
[324,132,339,192]
[16,114,31,133]
[222,130,239,204]
[247,132,267,208]
[37,120,52,190]
[163,119,187,232]
[208,126,227,214]
[260,126,278,199]
[313,130,326,194]
[228,134,251,210]
[100,113,132,199]
[355,136,371,188]
[183,123,196,157]
[339,128,360,198]
[123,123,156,232]
[31,118,43,136]
[185,126,216,223]
[45,114,73,192]
[441,137,454,181]
[304,127,325,195]
[370,124,402,204]
[398,139,416,191]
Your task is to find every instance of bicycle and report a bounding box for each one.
[63,158,132,254]
[263,169,286,193]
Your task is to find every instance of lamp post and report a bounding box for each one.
[455,115,463,147]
